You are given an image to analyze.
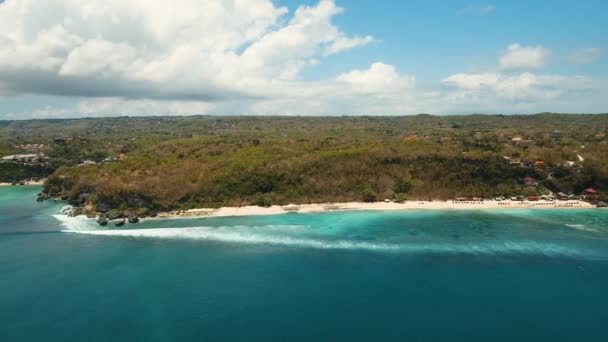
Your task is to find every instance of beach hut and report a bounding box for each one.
[583,188,599,195]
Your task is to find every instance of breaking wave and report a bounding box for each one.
[53,214,99,231]
[565,224,599,232]
[61,225,604,259]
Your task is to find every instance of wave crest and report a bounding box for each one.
[61,225,603,259]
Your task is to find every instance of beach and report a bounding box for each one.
[157,199,596,219]
[0,179,46,186]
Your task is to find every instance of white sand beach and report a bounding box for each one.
[156,199,596,219]
[0,179,46,186]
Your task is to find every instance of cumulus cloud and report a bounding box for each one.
[252,62,417,115]
[0,1,606,117]
[499,44,551,70]
[440,71,602,115]
[336,62,415,94]
[442,73,500,90]
[0,0,373,100]
[570,47,604,65]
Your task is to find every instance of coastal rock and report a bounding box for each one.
[84,203,94,213]
[114,219,125,227]
[97,201,112,213]
[597,201,607,208]
[76,193,89,205]
[106,209,123,220]
[96,215,108,226]
[71,207,84,217]
[128,214,139,223]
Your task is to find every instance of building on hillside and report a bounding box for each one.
[523,176,538,187]
[78,160,97,167]
[102,157,119,164]
[583,188,599,199]
[1,154,42,164]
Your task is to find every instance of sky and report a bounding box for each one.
[0,0,606,119]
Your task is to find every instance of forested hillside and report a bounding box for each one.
[0,114,606,214]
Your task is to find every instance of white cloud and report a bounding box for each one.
[324,35,374,56]
[442,73,500,89]
[458,4,495,15]
[440,71,604,114]
[570,47,604,65]
[337,62,414,94]
[0,1,606,118]
[499,43,551,70]
[0,0,373,99]
[252,62,417,115]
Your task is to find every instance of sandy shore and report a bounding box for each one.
[0,179,46,186]
[156,199,596,219]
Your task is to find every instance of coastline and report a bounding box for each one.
[155,199,598,220]
[0,180,45,187]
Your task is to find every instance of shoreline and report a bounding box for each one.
[155,199,598,220]
[0,180,45,187]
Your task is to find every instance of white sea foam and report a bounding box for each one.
[53,214,98,231]
[61,226,602,259]
[62,226,399,251]
[565,224,599,232]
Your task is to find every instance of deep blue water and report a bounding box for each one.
[2,186,608,341]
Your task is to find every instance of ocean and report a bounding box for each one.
[1,186,608,341]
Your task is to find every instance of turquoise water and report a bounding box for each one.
[2,187,608,341]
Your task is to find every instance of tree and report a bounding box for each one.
[255,194,272,207]
[395,178,412,193]
[362,187,377,202]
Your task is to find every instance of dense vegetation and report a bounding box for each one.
[0,114,606,214]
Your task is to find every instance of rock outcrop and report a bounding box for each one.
[96,215,108,226]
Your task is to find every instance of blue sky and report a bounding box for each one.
[287,0,608,79]
[0,0,606,118]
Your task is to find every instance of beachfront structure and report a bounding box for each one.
[583,188,599,198]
